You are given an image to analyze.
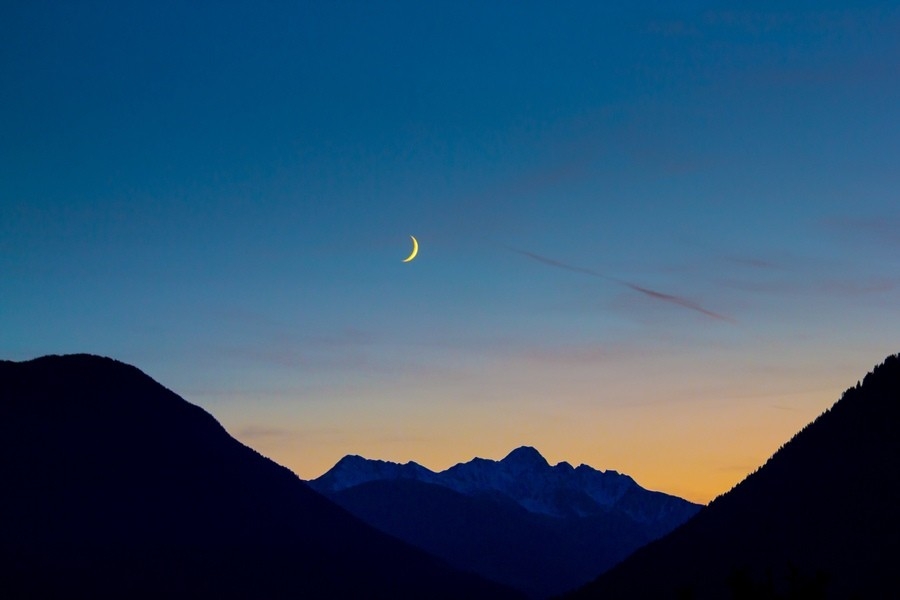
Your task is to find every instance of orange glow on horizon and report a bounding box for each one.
[227,385,836,505]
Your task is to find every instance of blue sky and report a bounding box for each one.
[3,1,899,501]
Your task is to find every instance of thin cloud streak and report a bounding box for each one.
[725,255,780,269]
[509,247,734,322]
[822,215,900,247]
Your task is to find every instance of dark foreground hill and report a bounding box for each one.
[566,354,900,599]
[0,354,522,600]
[310,446,700,598]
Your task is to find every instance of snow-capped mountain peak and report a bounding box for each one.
[309,446,700,524]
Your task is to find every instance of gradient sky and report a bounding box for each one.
[3,2,899,503]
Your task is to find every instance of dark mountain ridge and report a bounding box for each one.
[566,353,900,599]
[0,354,522,599]
[310,445,700,597]
[312,444,699,526]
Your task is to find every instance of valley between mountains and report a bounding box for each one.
[2,353,899,598]
[309,446,699,598]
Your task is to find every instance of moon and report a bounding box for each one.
[402,235,419,263]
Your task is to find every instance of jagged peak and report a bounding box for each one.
[335,454,368,466]
[314,445,699,522]
[327,455,431,476]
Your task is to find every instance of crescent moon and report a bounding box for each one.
[402,235,419,263]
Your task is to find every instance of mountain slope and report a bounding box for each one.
[311,446,700,598]
[566,353,900,599]
[0,354,522,599]
[330,478,657,599]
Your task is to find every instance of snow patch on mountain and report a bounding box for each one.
[310,446,700,524]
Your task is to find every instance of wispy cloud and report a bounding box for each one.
[509,247,734,322]
[718,276,897,296]
[221,346,304,368]
[821,215,900,247]
[516,344,612,366]
[725,255,780,269]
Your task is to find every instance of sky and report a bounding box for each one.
[2,1,899,503]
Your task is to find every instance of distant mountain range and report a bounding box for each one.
[565,353,900,599]
[309,446,700,598]
[0,355,521,599]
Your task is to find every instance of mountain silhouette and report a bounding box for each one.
[0,354,522,599]
[310,446,700,597]
[565,353,900,599]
